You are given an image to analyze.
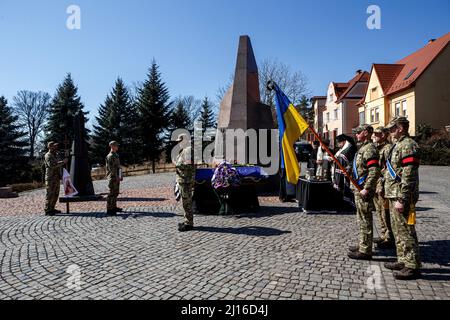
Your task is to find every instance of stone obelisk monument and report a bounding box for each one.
[215,35,275,164]
[69,111,98,199]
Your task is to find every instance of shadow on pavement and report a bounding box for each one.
[233,206,302,219]
[195,226,292,237]
[55,211,176,219]
[118,197,167,202]
[419,268,450,281]
[415,207,434,212]
[420,191,439,195]
[420,240,450,267]
[303,210,356,216]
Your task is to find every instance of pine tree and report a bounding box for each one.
[136,60,171,172]
[91,78,140,165]
[0,96,29,186]
[164,99,193,162]
[296,95,309,118]
[172,99,193,130]
[198,96,215,129]
[44,73,89,152]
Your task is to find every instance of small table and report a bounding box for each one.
[296,177,344,213]
[59,195,103,214]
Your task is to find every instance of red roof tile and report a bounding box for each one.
[336,71,370,103]
[333,82,349,98]
[372,64,405,94]
[386,32,450,95]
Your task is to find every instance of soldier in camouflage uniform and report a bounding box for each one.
[348,125,380,260]
[384,117,421,280]
[106,141,123,215]
[372,126,394,248]
[175,134,195,232]
[44,142,68,216]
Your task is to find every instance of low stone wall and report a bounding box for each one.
[0,187,19,198]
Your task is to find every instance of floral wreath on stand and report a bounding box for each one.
[211,161,241,190]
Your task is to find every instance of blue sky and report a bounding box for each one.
[0,0,449,128]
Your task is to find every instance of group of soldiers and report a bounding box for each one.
[43,138,195,231]
[348,116,421,280]
[44,117,422,278]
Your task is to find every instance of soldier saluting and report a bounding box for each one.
[44,142,68,216]
[106,141,123,215]
[348,124,380,260]
[384,116,421,280]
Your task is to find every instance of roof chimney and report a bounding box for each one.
[428,39,436,44]
[356,69,362,74]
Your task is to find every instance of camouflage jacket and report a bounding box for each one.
[44,151,63,181]
[351,140,380,194]
[384,135,420,202]
[376,142,392,193]
[106,152,121,180]
[176,147,195,184]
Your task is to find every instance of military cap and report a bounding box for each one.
[374,126,389,134]
[353,124,374,134]
[109,141,120,147]
[386,116,409,130]
[47,141,58,148]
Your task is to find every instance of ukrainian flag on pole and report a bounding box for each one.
[272,83,310,184]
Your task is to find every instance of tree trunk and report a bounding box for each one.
[29,136,35,160]
[152,160,156,174]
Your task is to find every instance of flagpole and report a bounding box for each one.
[307,126,362,192]
[266,80,362,192]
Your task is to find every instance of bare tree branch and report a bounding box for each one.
[12,90,51,158]
[259,57,310,107]
[216,58,310,107]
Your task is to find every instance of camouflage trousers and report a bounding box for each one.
[179,181,194,226]
[355,194,374,255]
[389,199,421,269]
[45,179,60,212]
[107,180,120,211]
[374,194,393,242]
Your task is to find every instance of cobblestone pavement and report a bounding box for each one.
[0,166,449,300]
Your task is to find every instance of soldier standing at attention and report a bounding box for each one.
[384,117,421,280]
[372,126,395,249]
[348,125,380,260]
[175,134,195,232]
[106,141,123,215]
[44,142,68,216]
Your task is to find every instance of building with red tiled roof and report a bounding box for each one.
[321,70,370,147]
[311,96,327,137]
[359,32,450,135]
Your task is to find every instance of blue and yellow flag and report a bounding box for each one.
[273,83,310,184]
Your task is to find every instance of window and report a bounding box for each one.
[328,94,333,103]
[395,102,400,116]
[370,109,375,123]
[404,68,417,80]
[402,100,407,117]
[334,109,338,120]
[370,87,378,100]
[326,112,330,122]
[359,112,365,125]
[375,107,380,122]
